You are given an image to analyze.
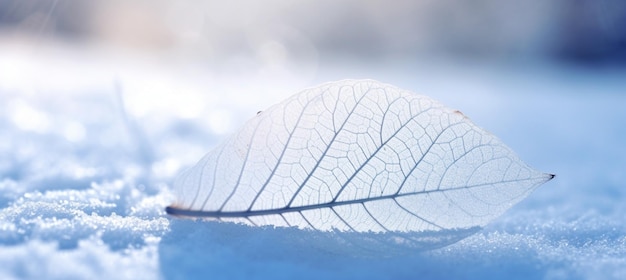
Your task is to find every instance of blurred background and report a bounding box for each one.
[2,0,625,122]
[3,0,626,64]
[2,0,625,79]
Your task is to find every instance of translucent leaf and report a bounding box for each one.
[166,79,553,251]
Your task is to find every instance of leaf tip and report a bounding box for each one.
[540,173,555,184]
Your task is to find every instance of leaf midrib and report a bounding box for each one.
[166,177,543,218]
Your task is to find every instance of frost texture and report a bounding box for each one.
[167,79,552,241]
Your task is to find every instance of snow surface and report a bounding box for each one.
[1,44,625,279]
